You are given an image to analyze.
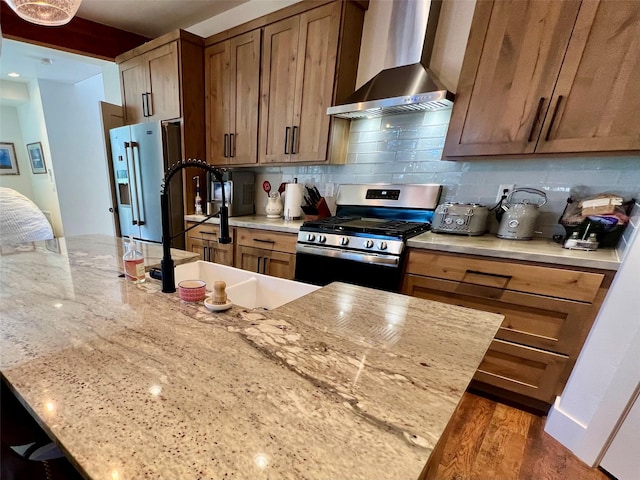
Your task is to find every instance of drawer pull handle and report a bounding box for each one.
[465,270,512,280]
[254,238,275,244]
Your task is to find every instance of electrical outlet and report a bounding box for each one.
[496,184,515,203]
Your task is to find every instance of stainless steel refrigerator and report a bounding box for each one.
[109,120,184,247]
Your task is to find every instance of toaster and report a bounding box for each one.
[432,203,489,235]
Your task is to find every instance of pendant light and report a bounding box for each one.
[4,0,84,26]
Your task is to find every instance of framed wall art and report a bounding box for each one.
[0,142,20,175]
[27,142,47,174]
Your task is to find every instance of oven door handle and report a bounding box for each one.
[296,244,400,267]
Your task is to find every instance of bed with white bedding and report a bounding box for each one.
[0,187,54,246]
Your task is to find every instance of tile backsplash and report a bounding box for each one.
[253,110,640,249]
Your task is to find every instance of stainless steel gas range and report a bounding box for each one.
[294,184,442,291]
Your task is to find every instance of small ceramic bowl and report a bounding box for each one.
[177,280,207,302]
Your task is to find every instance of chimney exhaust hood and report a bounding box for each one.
[327,0,454,119]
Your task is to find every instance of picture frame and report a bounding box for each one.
[0,142,20,175]
[27,142,47,174]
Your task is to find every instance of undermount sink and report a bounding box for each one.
[174,261,319,310]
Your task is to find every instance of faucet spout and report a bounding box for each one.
[160,159,231,293]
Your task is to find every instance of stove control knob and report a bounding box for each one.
[364,239,374,249]
[456,218,465,225]
[340,237,349,246]
[318,235,327,244]
[444,217,453,225]
[306,233,316,242]
[378,241,387,250]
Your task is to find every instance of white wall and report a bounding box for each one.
[0,106,35,198]
[38,75,115,237]
[16,81,64,236]
[545,226,640,466]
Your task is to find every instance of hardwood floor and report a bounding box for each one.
[430,392,612,480]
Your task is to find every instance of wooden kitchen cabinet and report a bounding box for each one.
[117,30,206,215]
[402,249,613,406]
[444,0,640,157]
[185,222,234,266]
[235,227,297,279]
[118,41,180,124]
[205,30,261,166]
[258,0,365,164]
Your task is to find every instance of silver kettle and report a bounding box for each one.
[497,188,547,240]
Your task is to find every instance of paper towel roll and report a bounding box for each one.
[283,183,303,220]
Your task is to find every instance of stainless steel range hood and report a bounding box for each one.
[327,0,454,119]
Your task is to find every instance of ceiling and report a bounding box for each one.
[76,0,250,38]
[0,0,249,87]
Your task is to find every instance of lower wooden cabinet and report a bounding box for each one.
[235,227,296,279]
[402,249,613,405]
[185,222,234,266]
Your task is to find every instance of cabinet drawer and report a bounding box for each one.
[405,250,604,303]
[474,339,568,403]
[403,274,594,356]
[236,227,297,254]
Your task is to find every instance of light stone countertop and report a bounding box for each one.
[184,214,304,233]
[407,232,621,270]
[0,234,502,480]
[184,214,621,270]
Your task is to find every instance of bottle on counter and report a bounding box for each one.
[194,176,203,215]
[123,236,145,283]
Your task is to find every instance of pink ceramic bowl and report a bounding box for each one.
[178,280,207,302]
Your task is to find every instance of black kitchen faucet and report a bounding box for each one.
[160,159,231,293]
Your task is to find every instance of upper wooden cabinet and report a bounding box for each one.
[205,30,261,166]
[116,30,206,214]
[444,0,640,157]
[260,2,342,164]
[119,42,180,124]
[204,1,366,166]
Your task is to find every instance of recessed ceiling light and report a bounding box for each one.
[8,72,20,78]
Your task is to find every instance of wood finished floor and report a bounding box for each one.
[431,392,611,480]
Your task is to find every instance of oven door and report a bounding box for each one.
[294,244,404,292]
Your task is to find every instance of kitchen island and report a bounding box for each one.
[0,235,503,480]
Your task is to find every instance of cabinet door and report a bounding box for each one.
[186,235,209,261]
[536,0,640,153]
[264,250,296,280]
[146,42,181,121]
[205,41,231,165]
[210,242,234,267]
[260,16,299,163]
[229,30,261,165]
[236,245,264,273]
[120,55,147,124]
[443,0,581,157]
[290,2,340,162]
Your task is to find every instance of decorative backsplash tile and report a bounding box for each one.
[253,110,640,247]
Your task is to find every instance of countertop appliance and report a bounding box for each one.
[110,120,183,247]
[432,203,489,235]
[294,183,442,291]
[497,188,547,240]
[206,170,255,217]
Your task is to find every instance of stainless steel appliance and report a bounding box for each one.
[206,170,255,217]
[294,183,442,291]
[110,120,183,246]
[432,203,489,235]
[497,188,547,240]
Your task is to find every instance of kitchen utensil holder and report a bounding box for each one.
[304,197,332,221]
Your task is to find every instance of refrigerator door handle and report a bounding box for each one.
[124,141,139,226]
[130,141,146,226]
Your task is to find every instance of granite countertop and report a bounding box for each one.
[407,232,621,270]
[184,214,304,234]
[184,214,621,270]
[0,235,502,480]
